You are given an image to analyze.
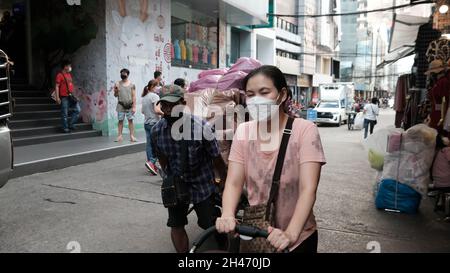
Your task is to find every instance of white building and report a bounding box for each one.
[274,0,302,100]
[298,0,341,106]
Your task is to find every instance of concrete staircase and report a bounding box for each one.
[9,83,102,147]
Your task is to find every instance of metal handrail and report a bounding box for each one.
[0,49,12,121]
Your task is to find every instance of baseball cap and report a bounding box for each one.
[157,85,185,104]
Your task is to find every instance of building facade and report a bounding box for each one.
[298,0,340,106]
[274,0,302,103]
[1,0,270,137]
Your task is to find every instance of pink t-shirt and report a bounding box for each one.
[229,118,327,250]
[433,147,450,188]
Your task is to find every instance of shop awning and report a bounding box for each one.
[389,13,431,53]
[220,0,269,26]
[172,0,269,26]
[377,46,415,69]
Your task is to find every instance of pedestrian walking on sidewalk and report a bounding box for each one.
[142,80,164,175]
[216,66,327,253]
[151,87,227,253]
[114,68,137,143]
[54,60,80,134]
[363,98,380,139]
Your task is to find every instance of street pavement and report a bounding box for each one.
[0,109,449,253]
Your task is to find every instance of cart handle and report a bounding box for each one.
[189,225,270,253]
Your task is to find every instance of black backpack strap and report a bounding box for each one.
[60,72,71,94]
[266,117,295,217]
[179,121,189,180]
[179,137,189,180]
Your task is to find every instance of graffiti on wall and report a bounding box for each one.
[74,89,108,124]
[67,0,109,134]
[105,0,170,134]
[118,0,149,23]
[219,20,227,68]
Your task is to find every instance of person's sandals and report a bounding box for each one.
[115,136,123,143]
[130,136,138,143]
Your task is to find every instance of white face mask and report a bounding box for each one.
[247,95,281,122]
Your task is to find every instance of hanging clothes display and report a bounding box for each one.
[202,46,209,64]
[192,44,199,64]
[403,89,422,131]
[428,69,450,137]
[413,22,442,89]
[394,74,410,128]
[180,40,187,63]
[186,42,193,65]
[174,40,181,61]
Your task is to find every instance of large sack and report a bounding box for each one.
[186,88,244,165]
[228,57,263,74]
[368,149,385,171]
[217,71,248,91]
[354,112,365,130]
[375,179,422,214]
[381,124,437,196]
[198,68,229,79]
[184,88,216,118]
[189,75,221,93]
[206,89,242,122]
[363,126,404,157]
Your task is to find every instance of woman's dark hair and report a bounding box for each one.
[154,71,162,79]
[142,80,159,98]
[242,65,293,111]
[174,78,186,88]
[372,97,379,104]
[120,68,130,76]
[61,59,72,69]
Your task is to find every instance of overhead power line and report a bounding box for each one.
[268,0,434,18]
[300,52,394,57]
[347,73,411,79]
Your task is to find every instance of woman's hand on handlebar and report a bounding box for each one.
[216,216,237,234]
[267,227,296,253]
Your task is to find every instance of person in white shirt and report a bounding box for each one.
[142,80,164,175]
[363,98,380,139]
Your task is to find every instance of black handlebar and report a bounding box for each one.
[190,225,270,253]
[235,225,270,239]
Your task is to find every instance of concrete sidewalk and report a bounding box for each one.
[12,131,147,178]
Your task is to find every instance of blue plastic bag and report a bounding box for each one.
[375,179,422,214]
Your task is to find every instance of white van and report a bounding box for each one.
[315,83,355,127]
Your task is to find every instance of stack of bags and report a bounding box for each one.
[188,58,262,93]
[364,124,438,214]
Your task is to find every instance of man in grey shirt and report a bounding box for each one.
[142,80,164,175]
[114,68,137,143]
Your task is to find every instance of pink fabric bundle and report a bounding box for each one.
[191,57,262,93]
[198,68,229,79]
[228,57,263,74]
[217,71,248,91]
[189,75,222,93]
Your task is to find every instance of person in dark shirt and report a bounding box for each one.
[151,87,227,253]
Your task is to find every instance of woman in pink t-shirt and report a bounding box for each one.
[216,66,327,253]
